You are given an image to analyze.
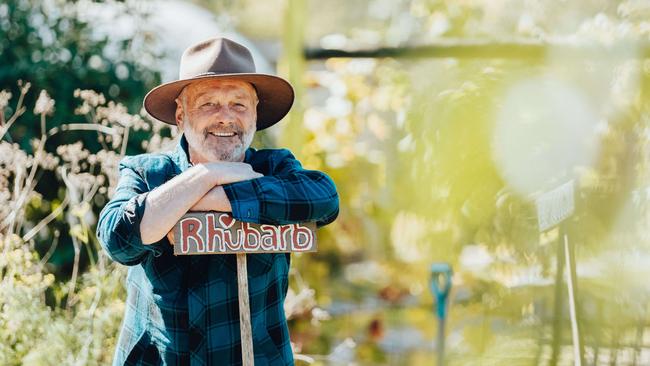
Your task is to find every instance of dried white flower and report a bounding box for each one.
[56,142,90,172]
[0,90,12,110]
[96,101,145,129]
[73,89,106,115]
[284,287,317,320]
[38,152,60,170]
[74,89,105,106]
[17,79,31,94]
[34,90,55,116]
[310,307,331,326]
[96,150,120,190]
[0,141,28,169]
[66,172,98,193]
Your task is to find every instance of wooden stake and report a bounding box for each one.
[564,230,584,366]
[237,253,254,366]
[550,228,566,366]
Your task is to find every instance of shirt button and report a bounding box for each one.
[247,209,252,217]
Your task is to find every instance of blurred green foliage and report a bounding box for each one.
[0,0,161,152]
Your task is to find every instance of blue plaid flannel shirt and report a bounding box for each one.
[96,135,339,366]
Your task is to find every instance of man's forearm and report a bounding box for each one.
[140,164,219,244]
[221,170,339,226]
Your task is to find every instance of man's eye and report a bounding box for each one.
[200,102,216,108]
[233,103,246,110]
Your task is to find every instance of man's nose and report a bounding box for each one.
[213,107,237,124]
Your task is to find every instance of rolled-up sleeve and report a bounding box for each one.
[222,149,339,227]
[96,159,163,266]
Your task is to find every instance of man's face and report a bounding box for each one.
[175,79,258,163]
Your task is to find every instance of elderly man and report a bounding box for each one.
[97,37,339,366]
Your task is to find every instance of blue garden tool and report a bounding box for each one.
[430,263,453,366]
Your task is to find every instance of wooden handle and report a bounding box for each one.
[237,253,254,366]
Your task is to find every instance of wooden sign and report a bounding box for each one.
[535,180,575,232]
[172,212,317,255]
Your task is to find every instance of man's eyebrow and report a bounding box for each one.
[232,93,250,100]
[192,91,210,101]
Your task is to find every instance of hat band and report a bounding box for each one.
[194,71,219,77]
[190,70,255,78]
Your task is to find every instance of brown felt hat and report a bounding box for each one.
[143,37,294,130]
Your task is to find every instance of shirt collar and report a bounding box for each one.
[175,134,192,172]
[174,134,255,172]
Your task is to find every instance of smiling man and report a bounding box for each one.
[96,37,339,366]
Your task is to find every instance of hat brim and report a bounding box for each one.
[143,73,294,131]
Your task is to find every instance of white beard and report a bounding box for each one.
[183,118,255,163]
[215,127,254,162]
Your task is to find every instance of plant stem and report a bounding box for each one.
[23,195,70,242]
[66,235,81,310]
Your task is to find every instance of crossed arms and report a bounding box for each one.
[139,161,262,245]
[96,149,339,265]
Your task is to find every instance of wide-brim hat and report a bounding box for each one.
[143,37,294,130]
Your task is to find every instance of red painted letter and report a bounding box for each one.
[205,213,232,253]
[221,214,241,251]
[278,225,292,251]
[260,225,279,251]
[241,222,261,251]
[291,223,314,251]
[180,217,204,254]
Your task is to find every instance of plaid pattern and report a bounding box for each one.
[96,135,339,366]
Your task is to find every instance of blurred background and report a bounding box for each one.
[1,0,649,365]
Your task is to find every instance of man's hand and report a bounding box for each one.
[208,162,263,186]
[190,186,233,212]
[188,162,262,213]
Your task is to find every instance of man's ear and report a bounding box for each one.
[174,97,184,128]
[253,96,260,123]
